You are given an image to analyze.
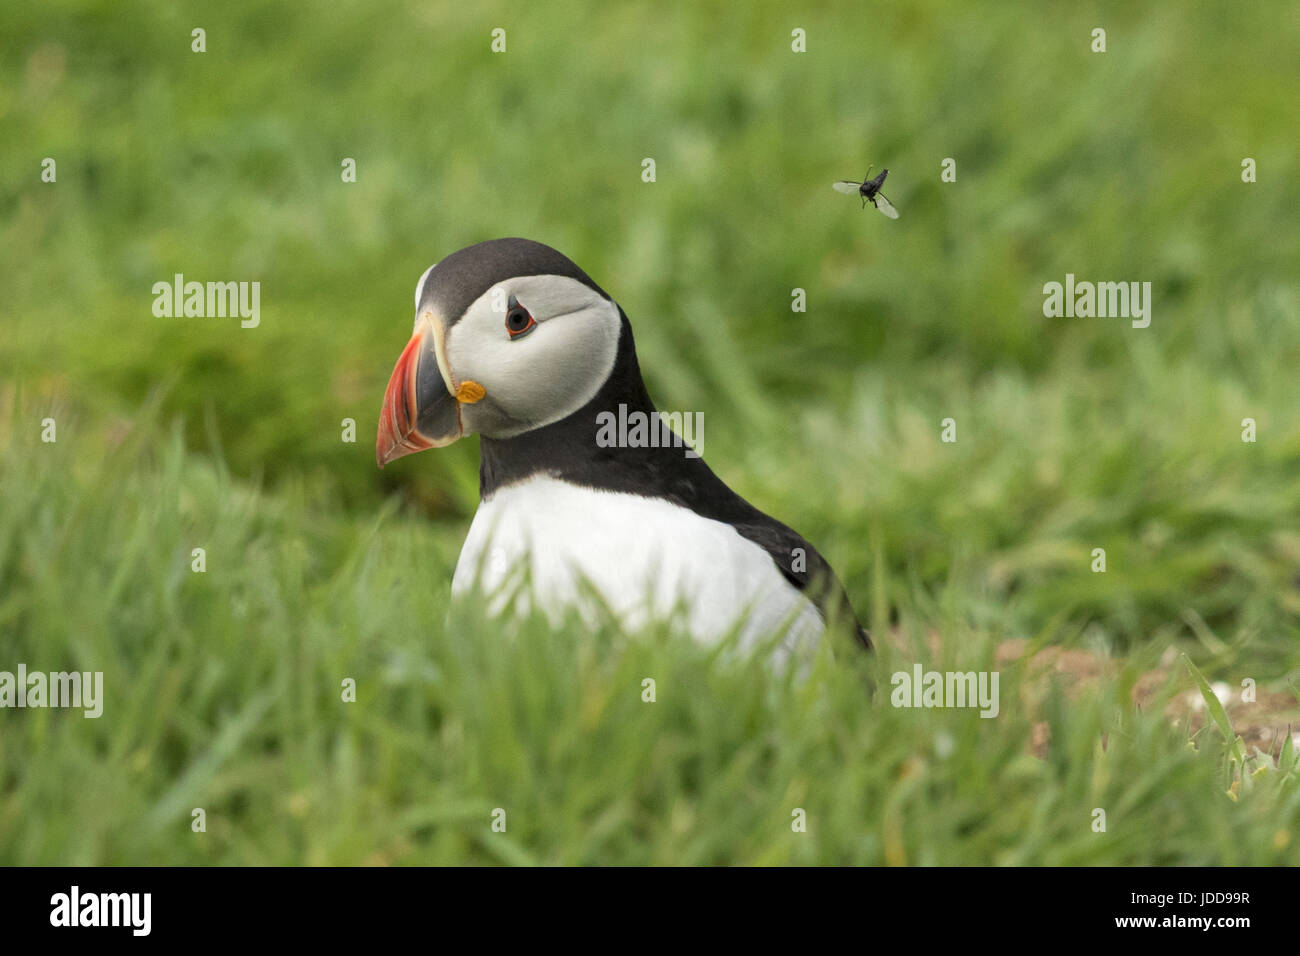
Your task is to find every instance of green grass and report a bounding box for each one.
[2,0,1299,864]
[1,403,1297,864]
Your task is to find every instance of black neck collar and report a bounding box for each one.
[481,311,667,496]
[478,310,751,523]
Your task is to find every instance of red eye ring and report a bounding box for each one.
[505,295,536,339]
[506,310,535,338]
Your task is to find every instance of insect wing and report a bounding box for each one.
[873,192,900,219]
[832,181,862,195]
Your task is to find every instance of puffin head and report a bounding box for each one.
[376,238,623,467]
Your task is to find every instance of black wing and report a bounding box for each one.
[728,518,873,652]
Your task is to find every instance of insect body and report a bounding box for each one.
[833,165,899,219]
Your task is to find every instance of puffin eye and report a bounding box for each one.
[505,294,536,339]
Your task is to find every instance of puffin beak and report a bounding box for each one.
[376,310,485,468]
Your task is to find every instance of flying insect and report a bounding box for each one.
[833,166,899,219]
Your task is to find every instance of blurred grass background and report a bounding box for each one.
[1,0,1298,863]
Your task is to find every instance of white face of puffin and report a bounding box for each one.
[448,274,621,440]
[376,265,621,466]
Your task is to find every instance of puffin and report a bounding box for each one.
[376,238,869,656]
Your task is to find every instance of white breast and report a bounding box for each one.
[451,476,825,653]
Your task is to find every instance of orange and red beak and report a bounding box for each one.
[376,311,484,467]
